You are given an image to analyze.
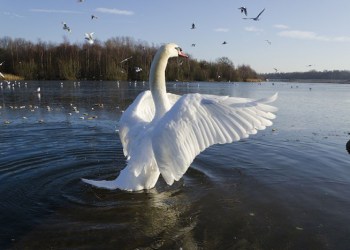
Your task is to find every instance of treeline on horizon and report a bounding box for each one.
[0,36,259,82]
[263,70,350,81]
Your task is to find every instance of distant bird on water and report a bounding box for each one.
[62,22,71,33]
[238,7,247,16]
[243,8,265,21]
[85,32,94,44]
[191,23,196,29]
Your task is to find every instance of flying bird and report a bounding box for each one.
[85,32,94,44]
[62,22,71,33]
[191,43,196,47]
[243,8,265,21]
[265,40,271,45]
[222,41,227,45]
[120,56,133,63]
[273,68,278,73]
[91,15,98,20]
[238,7,247,16]
[135,67,142,73]
[0,61,4,66]
[191,23,196,29]
[82,43,278,191]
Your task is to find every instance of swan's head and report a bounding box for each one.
[162,43,188,59]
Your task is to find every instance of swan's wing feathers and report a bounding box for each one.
[153,93,277,185]
[119,91,181,158]
[119,91,155,157]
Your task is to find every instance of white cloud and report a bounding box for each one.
[29,9,82,14]
[274,24,289,29]
[278,30,350,42]
[245,26,264,33]
[96,8,134,16]
[214,28,229,32]
[3,12,24,18]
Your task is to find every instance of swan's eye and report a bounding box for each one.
[175,47,182,52]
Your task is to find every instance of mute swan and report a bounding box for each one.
[82,43,278,191]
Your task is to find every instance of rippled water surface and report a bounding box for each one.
[0,81,349,249]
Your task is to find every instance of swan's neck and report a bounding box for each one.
[149,51,171,119]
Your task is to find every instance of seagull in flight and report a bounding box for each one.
[0,61,4,66]
[85,32,94,44]
[238,7,247,16]
[273,68,278,73]
[222,41,227,45]
[62,22,71,33]
[120,56,133,63]
[91,15,98,20]
[265,39,272,45]
[191,23,196,29]
[243,8,265,21]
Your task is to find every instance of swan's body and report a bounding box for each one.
[82,43,278,191]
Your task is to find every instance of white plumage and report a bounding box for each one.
[82,43,278,191]
[85,32,94,44]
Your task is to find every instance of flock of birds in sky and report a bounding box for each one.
[62,0,271,54]
[0,1,318,79]
[190,6,267,46]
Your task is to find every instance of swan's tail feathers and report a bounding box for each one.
[82,162,161,192]
[81,178,119,190]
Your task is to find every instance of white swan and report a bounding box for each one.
[82,43,278,191]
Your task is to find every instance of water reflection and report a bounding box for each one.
[1,81,350,249]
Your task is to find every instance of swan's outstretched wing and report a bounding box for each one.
[119,90,181,157]
[152,93,278,185]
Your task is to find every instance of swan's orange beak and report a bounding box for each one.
[178,51,188,58]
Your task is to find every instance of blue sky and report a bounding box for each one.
[2,0,350,73]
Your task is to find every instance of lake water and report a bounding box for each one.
[0,80,349,249]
